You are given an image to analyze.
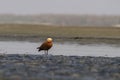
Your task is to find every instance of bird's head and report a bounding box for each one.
[47,38,53,42]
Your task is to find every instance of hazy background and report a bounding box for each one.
[0,0,120,26]
[0,0,120,15]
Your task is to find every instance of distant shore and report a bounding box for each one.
[0,14,120,26]
[0,24,120,44]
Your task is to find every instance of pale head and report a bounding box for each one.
[47,38,53,42]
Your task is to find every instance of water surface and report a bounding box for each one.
[0,41,120,57]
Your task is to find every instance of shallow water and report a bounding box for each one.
[0,41,120,57]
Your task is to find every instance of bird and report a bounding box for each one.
[37,38,53,55]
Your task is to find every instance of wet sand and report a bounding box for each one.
[0,54,119,80]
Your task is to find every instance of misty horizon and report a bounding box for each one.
[0,0,120,15]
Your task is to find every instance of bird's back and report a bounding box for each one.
[37,41,53,51]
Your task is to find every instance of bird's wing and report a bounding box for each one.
[39,41,48,50]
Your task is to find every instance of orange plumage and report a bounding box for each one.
[37,38,53,55]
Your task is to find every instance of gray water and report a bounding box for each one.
[0,41,120,57]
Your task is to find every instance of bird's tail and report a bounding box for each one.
[37,47,41,52]
[37,47,39,49]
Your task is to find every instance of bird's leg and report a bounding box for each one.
[43,51,48,60]
[44,50,48,55]
[44,51,46,55]
[46,50,48,55]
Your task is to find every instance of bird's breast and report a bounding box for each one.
[47,42,53,47]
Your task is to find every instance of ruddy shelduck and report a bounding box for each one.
[37,38,53,55]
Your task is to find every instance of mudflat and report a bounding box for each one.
[0,54,119,80]
[0,24,120,44]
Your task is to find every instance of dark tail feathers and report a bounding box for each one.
[37,47,41,52]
